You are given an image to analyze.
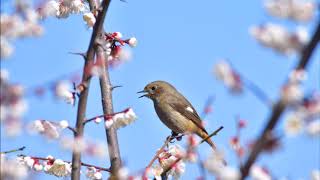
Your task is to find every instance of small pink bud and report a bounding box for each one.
[127,37,137,47]
[112,32,122,39]
[94,117,102,124]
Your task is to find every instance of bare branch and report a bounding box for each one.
[240,21,320,179]
[1,146,26,154]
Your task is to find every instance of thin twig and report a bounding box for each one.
[68,52,87,60]
[240,21,320,179]
[199,126,224,145]
[1,146,26,154]
[18,154,111,172]
[242,75,273,107]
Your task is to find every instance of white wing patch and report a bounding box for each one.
[186,106,194,113]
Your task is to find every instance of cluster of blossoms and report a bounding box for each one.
[264,0,316,22]
[105,32,137,62]
[213,60,243,93]
[82,32,138,77]
[0,154,29,179]
[29,119,70,139]
[149,144,186,179]
[92,108,138,130]
[0,69,28,136]
[281,69,307,104]
[284,92,320,137]
[39,0,87,18]
[1,1,43,59]
[60,137,108,158]
[86,166,103,180]
[250,23,309,55]
[54,80,77,105]
[18,155,72,177]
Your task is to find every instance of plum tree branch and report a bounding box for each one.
[71,0,112,180]
[96,44,122,175]
[240,20,320,179]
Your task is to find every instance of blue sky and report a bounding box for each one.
[1,0,319,179]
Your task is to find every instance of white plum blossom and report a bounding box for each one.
[1,154,29,179]
[41,0,60,17]
[157,145,186,179]
[311,169,320,180]
[59,120,69,129]
[31,120,60,139]
[289,69,307,83]
[83,12,96,27]
[86,167,103,180]
[250,23,309,55]
[218,166,240,180]
[306,120,320,137]
[0,8,43,56]
[250,165,272,180]
[118,48,133,62]
[128,37,138,47]
[41,0,87,18]
[69,0,87,13]
[264,0,316,22]
[204,150,226,175]
[169,160,186,179]
[54,81,75,105]
[284,112,303,136]
[0,72,28,136]
[113,32,123,39]
[117,167,129,180]
[105,118,114,129]
[105,108,138,129]
[45,159,72,177]
[281,83,303,104]
[94,117,102,124]
[214,60,242,92]
[168,144,186,157]
[34,163,44,171]
[149,165,163,179]
[1,38,14,59]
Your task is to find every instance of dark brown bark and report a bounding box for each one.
[71,0,112,180]
[96,46,122,174]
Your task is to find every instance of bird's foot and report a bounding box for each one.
[168,131,184,143]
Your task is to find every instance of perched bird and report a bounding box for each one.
[138,80,217,150]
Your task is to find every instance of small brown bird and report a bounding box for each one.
[138,80,217,150]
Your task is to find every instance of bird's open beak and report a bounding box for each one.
[137,90,148,98]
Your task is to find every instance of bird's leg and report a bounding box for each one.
[170,131,185,142]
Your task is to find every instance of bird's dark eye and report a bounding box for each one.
[151,86,156,91]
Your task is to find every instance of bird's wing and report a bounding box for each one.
[168,94,208,134]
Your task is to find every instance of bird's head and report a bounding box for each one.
[138,81,176,100]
